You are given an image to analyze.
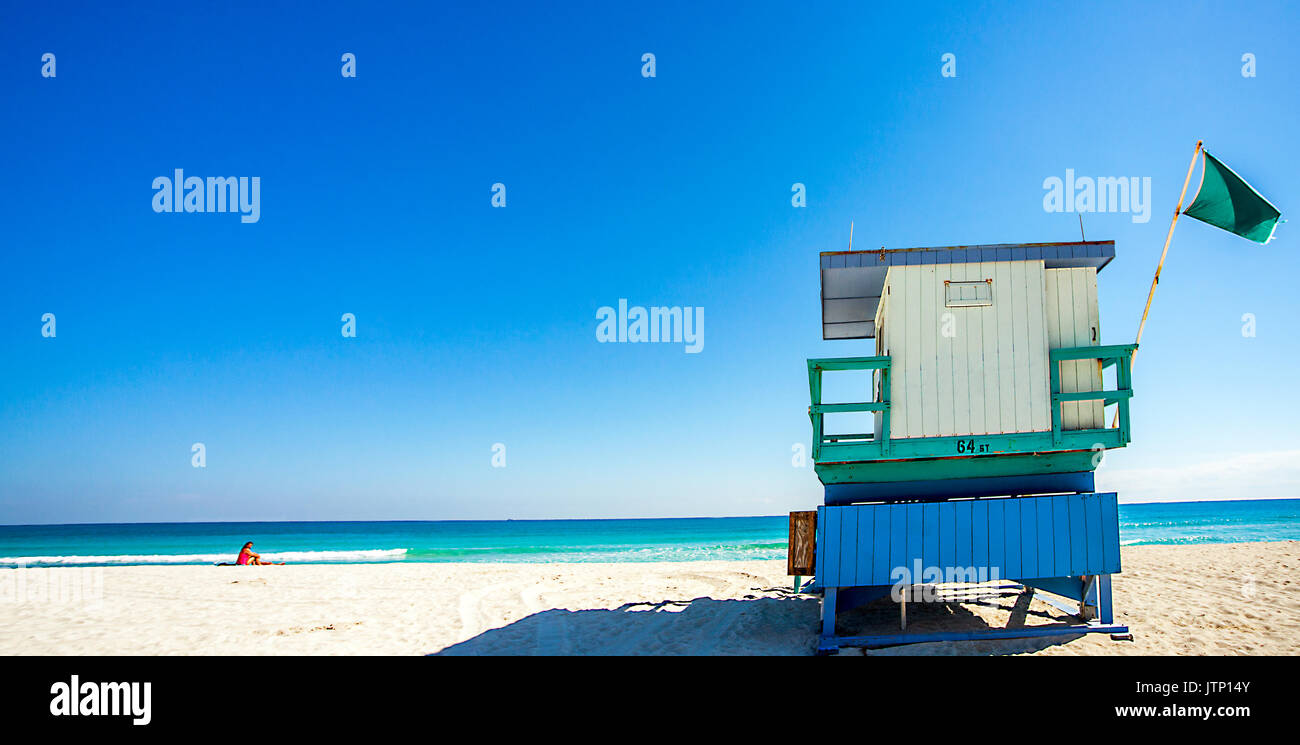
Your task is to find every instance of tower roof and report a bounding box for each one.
[820,240,1115,339]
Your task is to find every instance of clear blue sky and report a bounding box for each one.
[2,1,1297,524]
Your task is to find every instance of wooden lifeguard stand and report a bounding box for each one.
[794,240,1134,652]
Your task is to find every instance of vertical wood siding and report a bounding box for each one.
[880,260,1051,438]
[1044,267,1102,430]
[815,493,1122,588]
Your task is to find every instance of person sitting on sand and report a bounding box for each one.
[235,542,283,565]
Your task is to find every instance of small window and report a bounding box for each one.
[945,279,993,307]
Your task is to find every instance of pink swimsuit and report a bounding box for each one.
[236,551,251,565]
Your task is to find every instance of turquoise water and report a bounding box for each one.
[0,517,789,567]
[1118,499,1300,546]
[1,499,1296,568]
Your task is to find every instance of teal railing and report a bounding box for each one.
[807,344,1137,464]
[806,356,891,462]
[1049,343,1137,447]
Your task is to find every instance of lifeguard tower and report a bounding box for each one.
[789,240,1135,652]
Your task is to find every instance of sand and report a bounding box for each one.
[1,541,1296,655]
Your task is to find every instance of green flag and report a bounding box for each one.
[1182,151,1281,243]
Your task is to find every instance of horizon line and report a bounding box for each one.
[3,496,1297,529]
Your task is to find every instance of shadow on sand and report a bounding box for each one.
[433,594,820,655]
[432,588,1088,655]
[839,591,1087,656]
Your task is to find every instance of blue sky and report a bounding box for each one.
[1,1,1297,524]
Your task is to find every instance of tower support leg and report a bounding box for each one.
[821,588,838,638]
[1097,574,1114,625]
[1080,575,1098,621]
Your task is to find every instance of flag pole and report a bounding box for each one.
[1110,139,1203,428]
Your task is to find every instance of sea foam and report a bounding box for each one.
[0,548,409,567]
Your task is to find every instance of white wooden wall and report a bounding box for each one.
[876,260,1053,439]
[875,261,1104,440]
[1044,267,1102,430]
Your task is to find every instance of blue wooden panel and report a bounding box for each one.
[1036,498,1055,578]
[816,494,1121,589]
[939,502,955,570]
[816,506,826,583]
[839,505,858,586]
[987,499,1005,581]
[922,502,939,579]
[906,504,923,577]
[1052,497,1071,577]
[888,504,908,585]
[972,500,989,576]
[955,501,973,569]
[1084,494,1102,572]
[822,506,841,587]
[855,507,874,587]
[1099,492,1121,573]
[1068,494,1087,575]
[1003,498,1020,579]
[872,505,891,585]
[1019,499,1036,579]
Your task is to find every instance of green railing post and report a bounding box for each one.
[879,365,891,458]
[808,362,823,461]
[805,356,891,465]
[1117,348,1134,444]
[1048,344,1137,446]
[1049,355,1062,446]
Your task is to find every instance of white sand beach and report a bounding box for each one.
[1,541,1296,655]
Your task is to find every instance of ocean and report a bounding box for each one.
[1,499,1297,568]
